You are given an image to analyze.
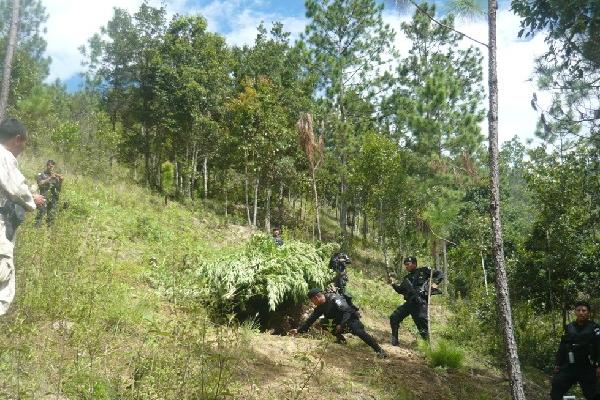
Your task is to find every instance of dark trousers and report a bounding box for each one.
[331,318,382,353]
[550,365,598,400]
[390,301,429,340]
[35,198,57,227]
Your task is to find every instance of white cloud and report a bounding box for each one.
[43,0,547,143]
[43,0,304,81]
[384,7,548,143]
[43,0,187,82]
[187,0,307,46]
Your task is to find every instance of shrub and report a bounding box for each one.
[190,235,336,329]
[421,340,464,370]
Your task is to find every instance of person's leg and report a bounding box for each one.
[0,254,16,315]
[329,324,347,344]
[410,303,429,340]
[550,368,576,400]
[35,204,46,227]
[390,303,410,346]
[348,319,384,354]
[46,198,57,226]
[577,367,598,400]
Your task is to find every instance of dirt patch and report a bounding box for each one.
[233,317,550,400]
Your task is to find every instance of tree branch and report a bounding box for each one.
[396,0,489,48]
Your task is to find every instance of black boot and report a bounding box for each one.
[390,326,399,346]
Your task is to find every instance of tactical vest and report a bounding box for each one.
[563,322,600,366]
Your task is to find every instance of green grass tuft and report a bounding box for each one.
[420,339,465,370]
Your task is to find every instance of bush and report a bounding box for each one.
[194,235,336,327]
[421,340,464,370]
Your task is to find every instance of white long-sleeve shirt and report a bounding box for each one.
[0,144,36,255]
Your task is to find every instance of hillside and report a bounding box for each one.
[0,159,549,400]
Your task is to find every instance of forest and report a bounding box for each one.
[0,0,598,399]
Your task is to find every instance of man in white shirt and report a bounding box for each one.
[0,118,45,315]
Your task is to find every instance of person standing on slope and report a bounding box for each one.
[0,118,45,315]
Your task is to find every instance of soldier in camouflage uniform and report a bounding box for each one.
[35,160,63,227]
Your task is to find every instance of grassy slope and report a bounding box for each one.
[0,159,549,399]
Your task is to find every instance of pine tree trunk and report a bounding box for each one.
[264,187,271,233]
[488,1,526,398]
[339,172,348,233]
[362,211,367,240]
[244,157,251,226]
[203,156,208,200]
[481,251,489,295]
[442,240,448,295]
[224,187,228,221]
[0,0,20,122]
[252,177,259,227]
[278,182,284,223]
[311,168,322,241]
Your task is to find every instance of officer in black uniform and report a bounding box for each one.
[35,160,63,227]
[389,256,444,344]
[329,252,350,293]
[550,301,600,400]
[290,288,387,357]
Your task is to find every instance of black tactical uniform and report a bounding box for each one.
[298,292,385,355]
[550,320,600,400]
[35,169,61,227]
[330,253,350,293]
[390,267,444,342]
[329,252,359,313]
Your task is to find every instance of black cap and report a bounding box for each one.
[307,288,322,298]
[403,256,417,264]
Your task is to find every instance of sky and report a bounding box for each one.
[42,0,549,144]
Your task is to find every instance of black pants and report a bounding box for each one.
[331,318,382,353]
[550,365,598,400]
[390,301,429,340]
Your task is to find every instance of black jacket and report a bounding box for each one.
[392,267,444,304]
[298,293,358,333]
[554,320,600,368]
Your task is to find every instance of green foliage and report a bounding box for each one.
[512,0,600,139]
[196,235,336,312]
[160,161,175,198]
[420,339,464,369]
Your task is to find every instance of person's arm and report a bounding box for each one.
[36,173,51,187]
[338,309,353,331]
[426,268,444,285]
[334,296,355,331]
[554,327,568,372]
[297,308,323,333]
[0,157,36,211]
[391,282,403,294]
[593,324,600,372]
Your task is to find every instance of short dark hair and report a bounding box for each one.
[0,118,27,143]
[47,160,56,166]
[574,301,591,311]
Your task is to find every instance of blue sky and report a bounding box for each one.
[43,0,549,143]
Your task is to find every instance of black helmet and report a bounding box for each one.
[307,288,322,298]
[329,252,351,272]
